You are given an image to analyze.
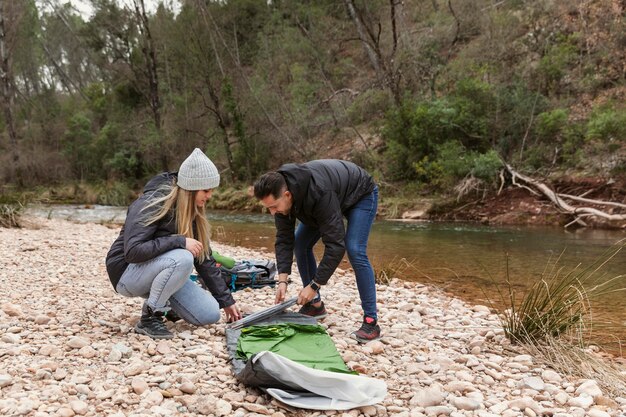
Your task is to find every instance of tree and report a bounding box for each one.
[0,0,19,182]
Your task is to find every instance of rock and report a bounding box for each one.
[215,399,233,416]
[112,343,133,358]
[144,391,163,406]
[179,382,196,394]
[586,409,610,417]
[450,396,481,411]
[521,377,545,391]
[131,377,149,394]
[541,369,562,383]
[1,333,20,343]
[575,380,602,398]
[401,210,427,219]
[568,395,594,408]
[156,340,171,354]
[511,355,533,365]
[69,400,88,415]
[410,387,445,407]
[56,408,75,417]
[445,381,476,393]
[124,362,146,377]
[0,374,13,387]
[1,303,22,316]
[107,348,122,362]
[67,337,90,349]
[78,346,97,358]
[34,315,51,324]
[508,397,541,414]
[367,340,385,354]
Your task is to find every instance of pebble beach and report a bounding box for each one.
[1,217,625,417]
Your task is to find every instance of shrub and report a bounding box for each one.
[585,105,626,143]
[346,89,392,125]
[471,150,503,182]
[535,108,569,142]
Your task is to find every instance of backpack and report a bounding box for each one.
[220,259,278,292]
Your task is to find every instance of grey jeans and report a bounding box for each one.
[116,249,221,325]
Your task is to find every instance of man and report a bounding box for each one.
[253,159,380,342]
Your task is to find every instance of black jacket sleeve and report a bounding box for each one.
[311,192,346,285]
[196,254,235,308]
[274,213,296,275]
[123,197,186,263]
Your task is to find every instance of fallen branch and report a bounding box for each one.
[559,194,626,209]
[504,164,626,227]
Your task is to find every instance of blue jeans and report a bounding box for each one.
[116,249,221,325]
[294,186,378,319]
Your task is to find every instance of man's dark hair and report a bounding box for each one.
[253,172,286,200]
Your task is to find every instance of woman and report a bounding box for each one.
[105,148,241,340]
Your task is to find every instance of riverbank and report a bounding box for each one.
[1,217,625,416]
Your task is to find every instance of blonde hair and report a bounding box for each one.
[142,181,211,262]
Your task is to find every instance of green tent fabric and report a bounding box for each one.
[236,323,356,375]
[212,251,236,269]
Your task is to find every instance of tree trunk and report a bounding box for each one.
[343,0,382,74]
[0,1,19,181]
[133,0,167,171]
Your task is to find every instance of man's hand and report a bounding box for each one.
[223,303,242,323]
[297,285,318,306]
[185,238,203,258]
[275,273,289,304]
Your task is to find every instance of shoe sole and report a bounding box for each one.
[135,325,174,340]
[350,332,381,344]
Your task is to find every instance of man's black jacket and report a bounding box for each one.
[105,172,235,308]
[275,160,376,285]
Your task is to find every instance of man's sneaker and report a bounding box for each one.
[135,305,174,340]
[298,301,328,319]
[351,316,381,343]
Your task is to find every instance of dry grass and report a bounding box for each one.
[374,256,439,285]
[0,203,23,228]
[498,241,625,344]
[489,240,626,394]
[524,336,626,397]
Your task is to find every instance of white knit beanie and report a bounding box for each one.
[177,148,220,191]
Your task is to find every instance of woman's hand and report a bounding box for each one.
[185,238,203,258]
[223,303,242,323]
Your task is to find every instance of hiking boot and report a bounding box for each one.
[351,316,381,343]
[135,304,174,340]
[298,301,328,319]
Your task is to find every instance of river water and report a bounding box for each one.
[26,204,626,354]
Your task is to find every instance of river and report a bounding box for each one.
[26,204,625,354]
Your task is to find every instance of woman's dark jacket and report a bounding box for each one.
[105,172,235,308]
[275,159,376,285]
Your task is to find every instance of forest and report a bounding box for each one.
[0,0,624,212]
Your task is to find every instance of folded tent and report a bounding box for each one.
[225,311,387,410]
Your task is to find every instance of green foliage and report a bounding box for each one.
[63,112,97,179]
[382,79,498,183]
[535,108,569,142]
[93,181,135,206]
[537,34,579,94]
[471,150,503,181]
[585,105,626,143]
[346,89,392,125]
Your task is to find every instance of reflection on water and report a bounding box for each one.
[27,204,626,353]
